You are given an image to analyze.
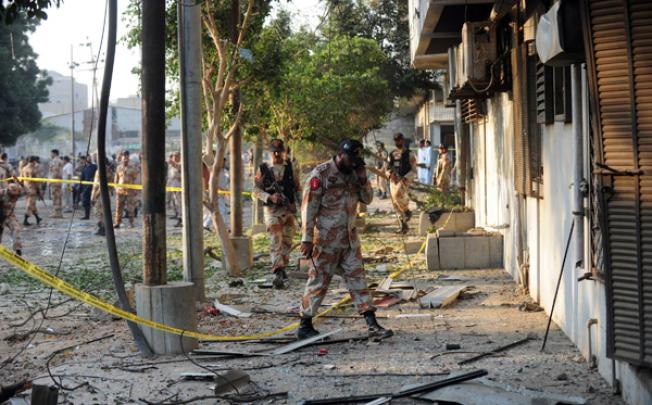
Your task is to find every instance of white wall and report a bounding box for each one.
[467,72,652,404]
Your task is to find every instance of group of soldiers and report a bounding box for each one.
[0,149,147,254]
[374,133,453,233]
[253,138,393,340]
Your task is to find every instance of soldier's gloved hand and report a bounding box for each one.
[269,193,283,204]
[301,242,313,259]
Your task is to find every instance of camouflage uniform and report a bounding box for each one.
[49,156,64,217]
[114,162,139,225]
[386,148,417,222]
[375,147,389,195]
[91,166,114,228]
[435,151,452,192]
[168,159,182,217]
[253,161,301,273]
[0,159,14,181]
[22,163,39,217]
[300,159,375,317]
[0,183,23,251]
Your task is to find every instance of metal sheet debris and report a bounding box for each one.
[213,300,252,318]
[270,328,342,355]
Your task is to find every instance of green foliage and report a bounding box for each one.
[0,0,61,24]
[322,0,439,100]
[0,18,50,145]
[423,190,463,211]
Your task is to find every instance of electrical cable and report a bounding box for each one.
[96,0,152,357]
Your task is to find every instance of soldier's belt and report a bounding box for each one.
[0,236,426,341]
[4,177,251,197]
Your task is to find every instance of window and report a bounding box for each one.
[553,66,572,123]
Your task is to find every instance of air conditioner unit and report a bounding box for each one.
[450,21,497,99]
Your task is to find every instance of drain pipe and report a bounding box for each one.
[571,64,585,270]
[587,318,597,369]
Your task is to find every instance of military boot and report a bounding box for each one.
[35,214,42,225]
[23,215,31,226]
[95,223,105,236]
[296,317,320,340]
[175,217,182,227]
[15,249,22,256]
[364,311,393,340]
[273,268,288,289]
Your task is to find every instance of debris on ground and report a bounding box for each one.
[213,300,252,318]
[419,285,467,308]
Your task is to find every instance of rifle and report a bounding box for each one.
[260,163,289,207]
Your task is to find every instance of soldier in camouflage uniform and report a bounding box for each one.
[113,151,139,228]
[168,152,182,227]
[0,181,24,255]
[22,156,41,226]
[297,139,393,341]
[386,133,417,233]
[374,141,389,199]
[0,153,14,181]
[49,149,64,218]
[253,139,301,289]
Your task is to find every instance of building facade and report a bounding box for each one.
[38,71,88,118]
[409,0,652,404]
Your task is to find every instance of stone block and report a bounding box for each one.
[432,211,475,233]
[418,212,430,236]
[403,239,425,255]
[425,234,440,271]
[439,236,465,270]
[224,236,253,275]
[136,281,198,354]
[489,235,504,268]
[463,236,490,269]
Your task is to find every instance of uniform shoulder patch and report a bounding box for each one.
[315,162,330,173]
[310,177,321,191]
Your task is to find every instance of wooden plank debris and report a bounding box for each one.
[419,285,467,308]
[373,295,402,308]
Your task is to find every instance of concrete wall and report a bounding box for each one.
[467,71,652,404]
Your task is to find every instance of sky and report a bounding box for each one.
[29,0,324,105]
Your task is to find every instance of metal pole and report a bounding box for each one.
[141,0,167,286]
[178,0,205,301]
[571,64,585,269]
[70,45,76,162]
[541,220,575,352]
[229,0,243,237]
[252,135,264,226]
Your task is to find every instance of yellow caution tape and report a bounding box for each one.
[0,234,425,341]
[5,177,251,197]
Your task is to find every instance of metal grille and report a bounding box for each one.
[461,99,485,123]
[584,0,652,367]
[536,61,554,125]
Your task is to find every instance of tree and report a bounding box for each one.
[0,18,50,146]
[124,0,273,275]
[0,0,62,24]
[323,0,439,100]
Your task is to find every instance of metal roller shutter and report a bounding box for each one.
[584,0,652,367]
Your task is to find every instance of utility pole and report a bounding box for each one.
[69,45,77,162]
[135,0,197,355]
[178,0,205,301]
[229,0,243,237]
[141,0,167,286]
